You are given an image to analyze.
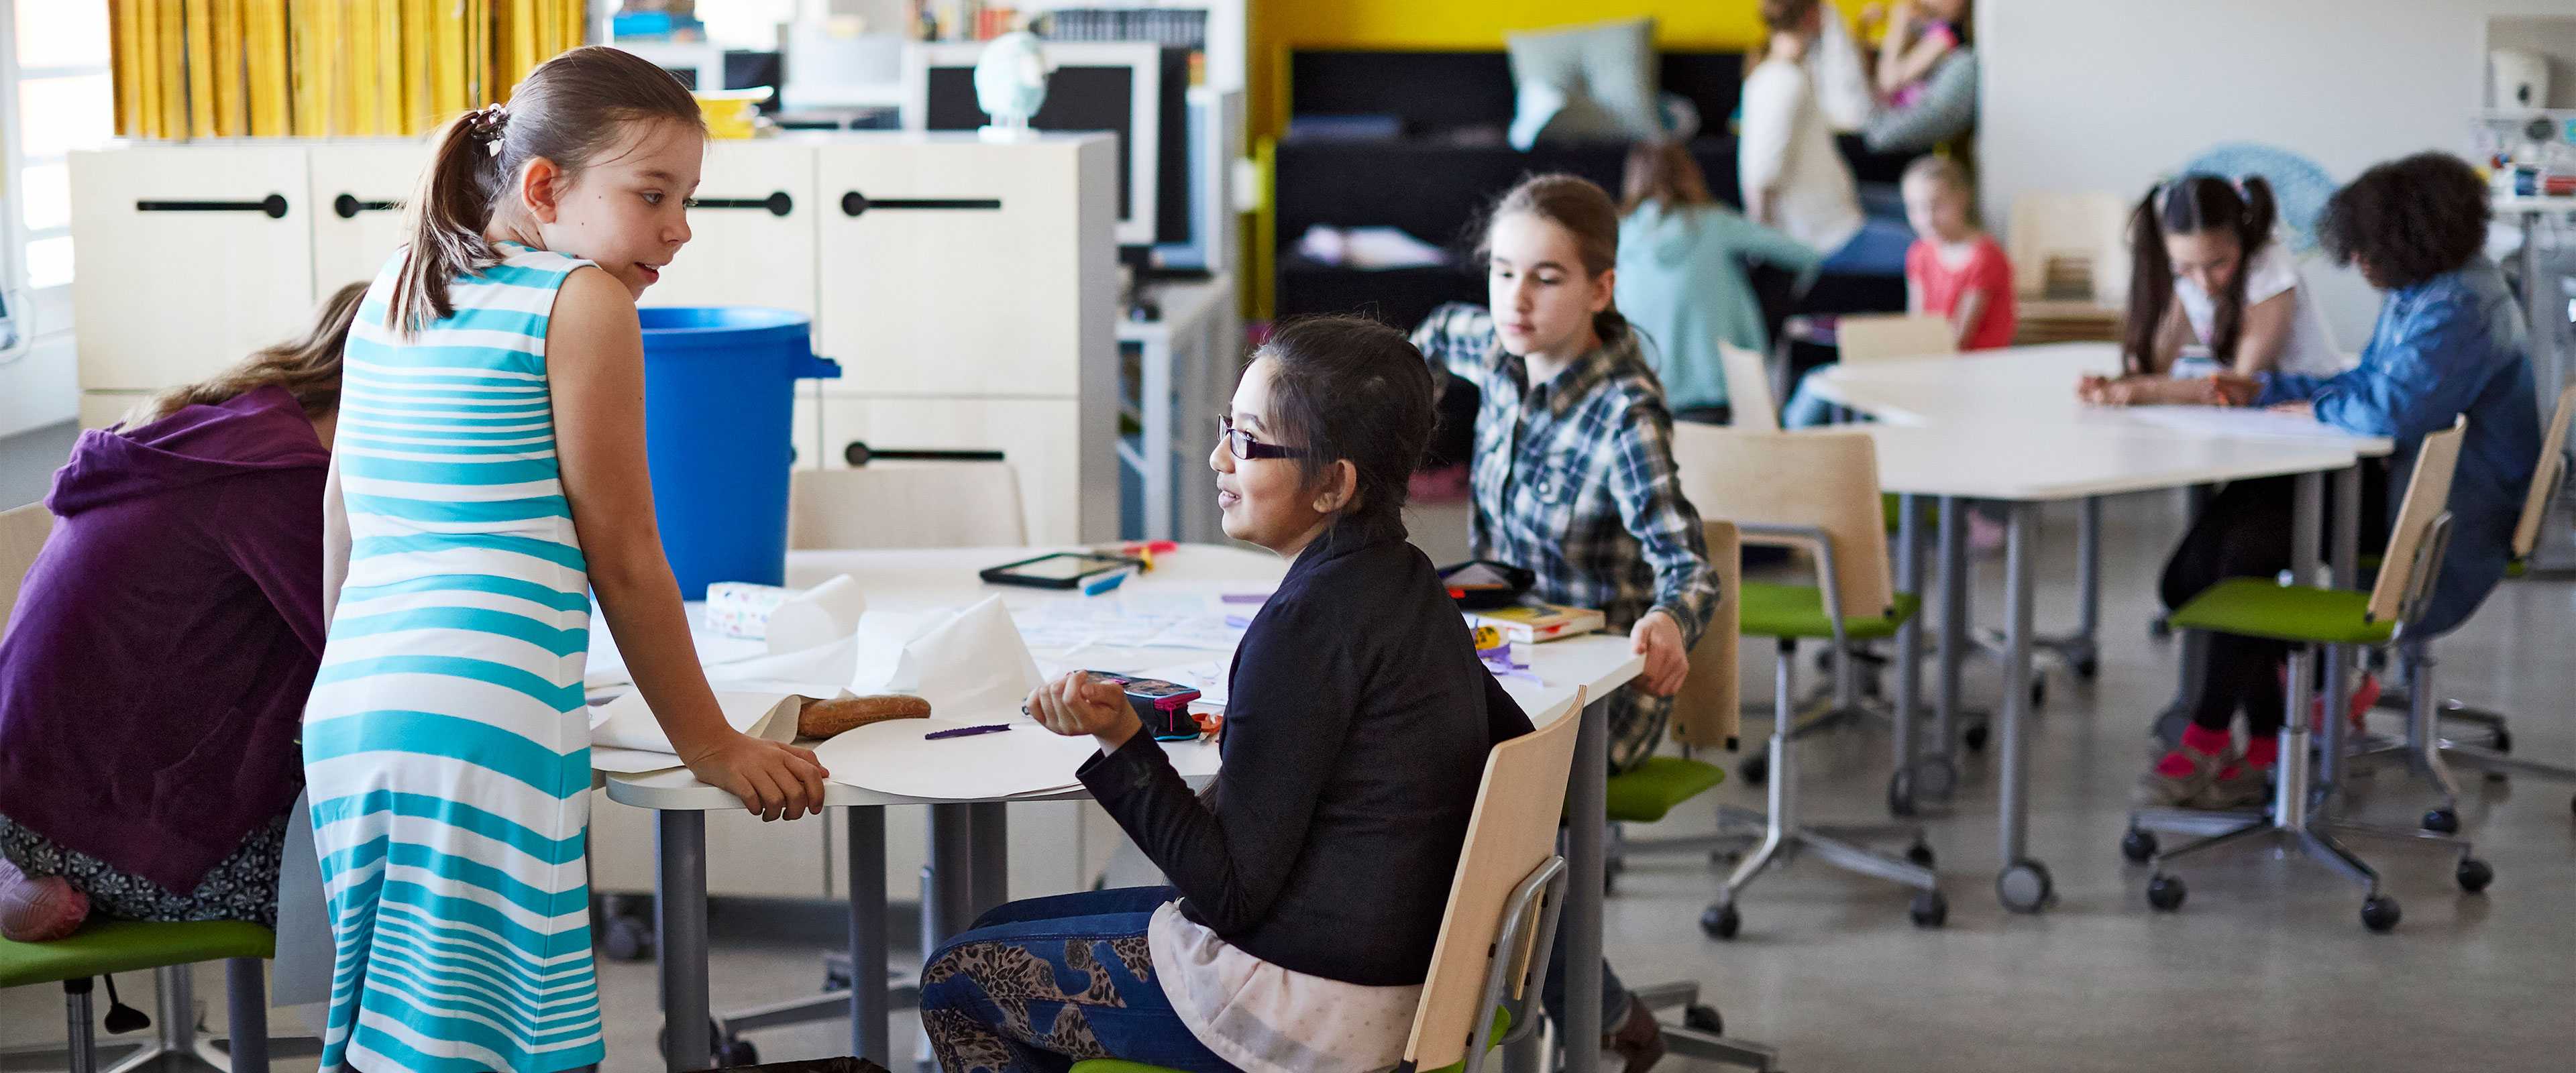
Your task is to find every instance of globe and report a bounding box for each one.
[973,31,1051,141]
[2180,143,2339,255]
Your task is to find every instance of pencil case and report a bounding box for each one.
[1082,671,1205,740]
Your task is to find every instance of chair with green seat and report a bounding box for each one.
[2135,419,2491,932]
[2350,384,2576,815]
[0,921,284,1073]
[1071,690,1587,1073]
[1,502,301,1073]
[1667,427,1946,938]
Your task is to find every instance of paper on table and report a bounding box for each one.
[767,575,867,654]
[590,745,689,775]
[810,718,1096,799]
[875,596,1045,720]
[586,602,768,693]
[588,689,811,754]
[2125,405,2357,442]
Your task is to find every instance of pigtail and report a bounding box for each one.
[386,112,505,335]
[2205,176,2275,364]
[2121,184,2173,376]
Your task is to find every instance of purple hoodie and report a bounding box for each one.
[0,386,326,893]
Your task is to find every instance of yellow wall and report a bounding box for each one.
[1250,1,1773,139]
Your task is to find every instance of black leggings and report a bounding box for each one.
[2160,466,2389,737]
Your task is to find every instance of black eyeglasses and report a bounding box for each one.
[1220,416,1309,461]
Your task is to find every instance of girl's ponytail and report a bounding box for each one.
[2206,175,2275,365]
[2121,184,2172,375]
[388,110,506,334]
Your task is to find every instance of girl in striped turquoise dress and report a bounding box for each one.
[306,47,828,1073]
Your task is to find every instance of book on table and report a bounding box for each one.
[1466,600,1607,644]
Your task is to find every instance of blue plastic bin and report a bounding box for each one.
[637,307,841,599]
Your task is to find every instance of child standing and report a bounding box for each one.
[1413,174,1721,1069]
[306,48,825,1073]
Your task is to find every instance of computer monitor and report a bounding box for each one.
[903,41,1189,249]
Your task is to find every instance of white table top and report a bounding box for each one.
[602,545,1641,811]
[2492,194,2576,216]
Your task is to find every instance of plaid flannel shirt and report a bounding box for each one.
[1412,304,1721,772]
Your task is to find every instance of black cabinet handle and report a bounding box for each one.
[694,192,794,217]
[839,191,1004,217]
[333,194,400,219]
[138,194,288,219]
[845,441,1006,466]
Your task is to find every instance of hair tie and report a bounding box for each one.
[466,103,509,156]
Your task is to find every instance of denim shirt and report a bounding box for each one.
[2256,258,2539,636]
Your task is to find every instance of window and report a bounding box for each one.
[3,0,114,302]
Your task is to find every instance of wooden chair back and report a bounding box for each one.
[1403,689,1585,1072]
[1,502,54,639]
[1672,520,1741,748]
[2370,418,2467,625]
[2512,384,2576,560]
[1717,343,1780,431]
[1670,425,1896,621]
[2007,190,2131,302]
[1835,314,1956,365]
[788,463,1026,550]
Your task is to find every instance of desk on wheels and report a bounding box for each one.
[601,546,1642,1073]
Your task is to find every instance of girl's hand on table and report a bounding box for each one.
[1631,610,1690,697]
[2206,372,2263,406]
[2076,374,2137,406]
[1027,671,1144,752]
[681,732,828,822]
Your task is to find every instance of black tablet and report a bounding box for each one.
[979,551,1140,589]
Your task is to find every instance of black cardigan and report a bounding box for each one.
[1077,520,1536,986]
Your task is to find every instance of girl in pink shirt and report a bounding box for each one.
[1901,155,2017,349]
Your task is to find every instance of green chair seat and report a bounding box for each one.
[2165,578,2394,646]
[0,920,274,989]
[1606,756,1726,824]
[1739,584,1920,641]
[1073,1009,1513,1073]
[1879,494,1940,533]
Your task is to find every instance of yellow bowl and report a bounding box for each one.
[692,87,772,139]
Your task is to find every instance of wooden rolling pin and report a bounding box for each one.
[798,694,933,738]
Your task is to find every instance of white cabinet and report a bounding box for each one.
[70,146,317,392]
[816,136,1117,400]
[308,142,433,294]
[789,393,1112,546]
[645,140,822,325]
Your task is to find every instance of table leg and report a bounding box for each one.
[2319,465,2363,797]
[1935,496,1968,756]
[1994,502,2051,913]
[1892,494,1925,811]
[926,803,977,944]
[968,801,1010,917]
[224,958,268,1073]
[2074,496,2102,659]
[845,807,890,1064]
[1562,696,1608,1073]
[656,811,712,1072]
[1144,336,1175,542]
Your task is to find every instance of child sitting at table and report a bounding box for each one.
[2141,152,2538,809]
[2078,173,2343,407]
[918,317,1559,1072]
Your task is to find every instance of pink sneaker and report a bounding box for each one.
[0,857,89,942]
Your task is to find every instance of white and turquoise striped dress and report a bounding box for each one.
[305,242,605,1073]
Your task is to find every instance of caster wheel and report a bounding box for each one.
[1909,889,1948,927]
[2492,728,2513,754]
[718,1039,759,1068]
[1906,839,1937,868]
[604,915,654,962]
[1963,723,1990,752]
[2149,618,2171,640]
[2121,828,2157,864]
[2146,874,2186,911]
[2361,895,2402,932]
[1700,903,1741,940]
[1888,771,1919,817]
[2030,677,2049,709]
[1911,756,1961,800]
[2422,808,2460,835]
[1739,753,1769,786]
[1996,859,2053,913]
[1683,1004,1724,1035]
[2073,655,2100,679]
[2456,858,2494,893]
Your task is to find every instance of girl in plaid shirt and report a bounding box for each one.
[1412,174,1723,779]
[1413,176,1722,1072]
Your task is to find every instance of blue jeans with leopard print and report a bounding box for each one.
[919,886,1234,1073]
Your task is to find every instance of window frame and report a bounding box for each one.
[1,0,111,338]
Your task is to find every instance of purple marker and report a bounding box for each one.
[924,724,1014,740]
[1220,593,1271,605]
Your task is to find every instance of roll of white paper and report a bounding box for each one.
[766,574,869,654]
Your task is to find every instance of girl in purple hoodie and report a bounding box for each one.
[0,282,366,942]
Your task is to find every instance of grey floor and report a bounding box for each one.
[5,489,2573,1072]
